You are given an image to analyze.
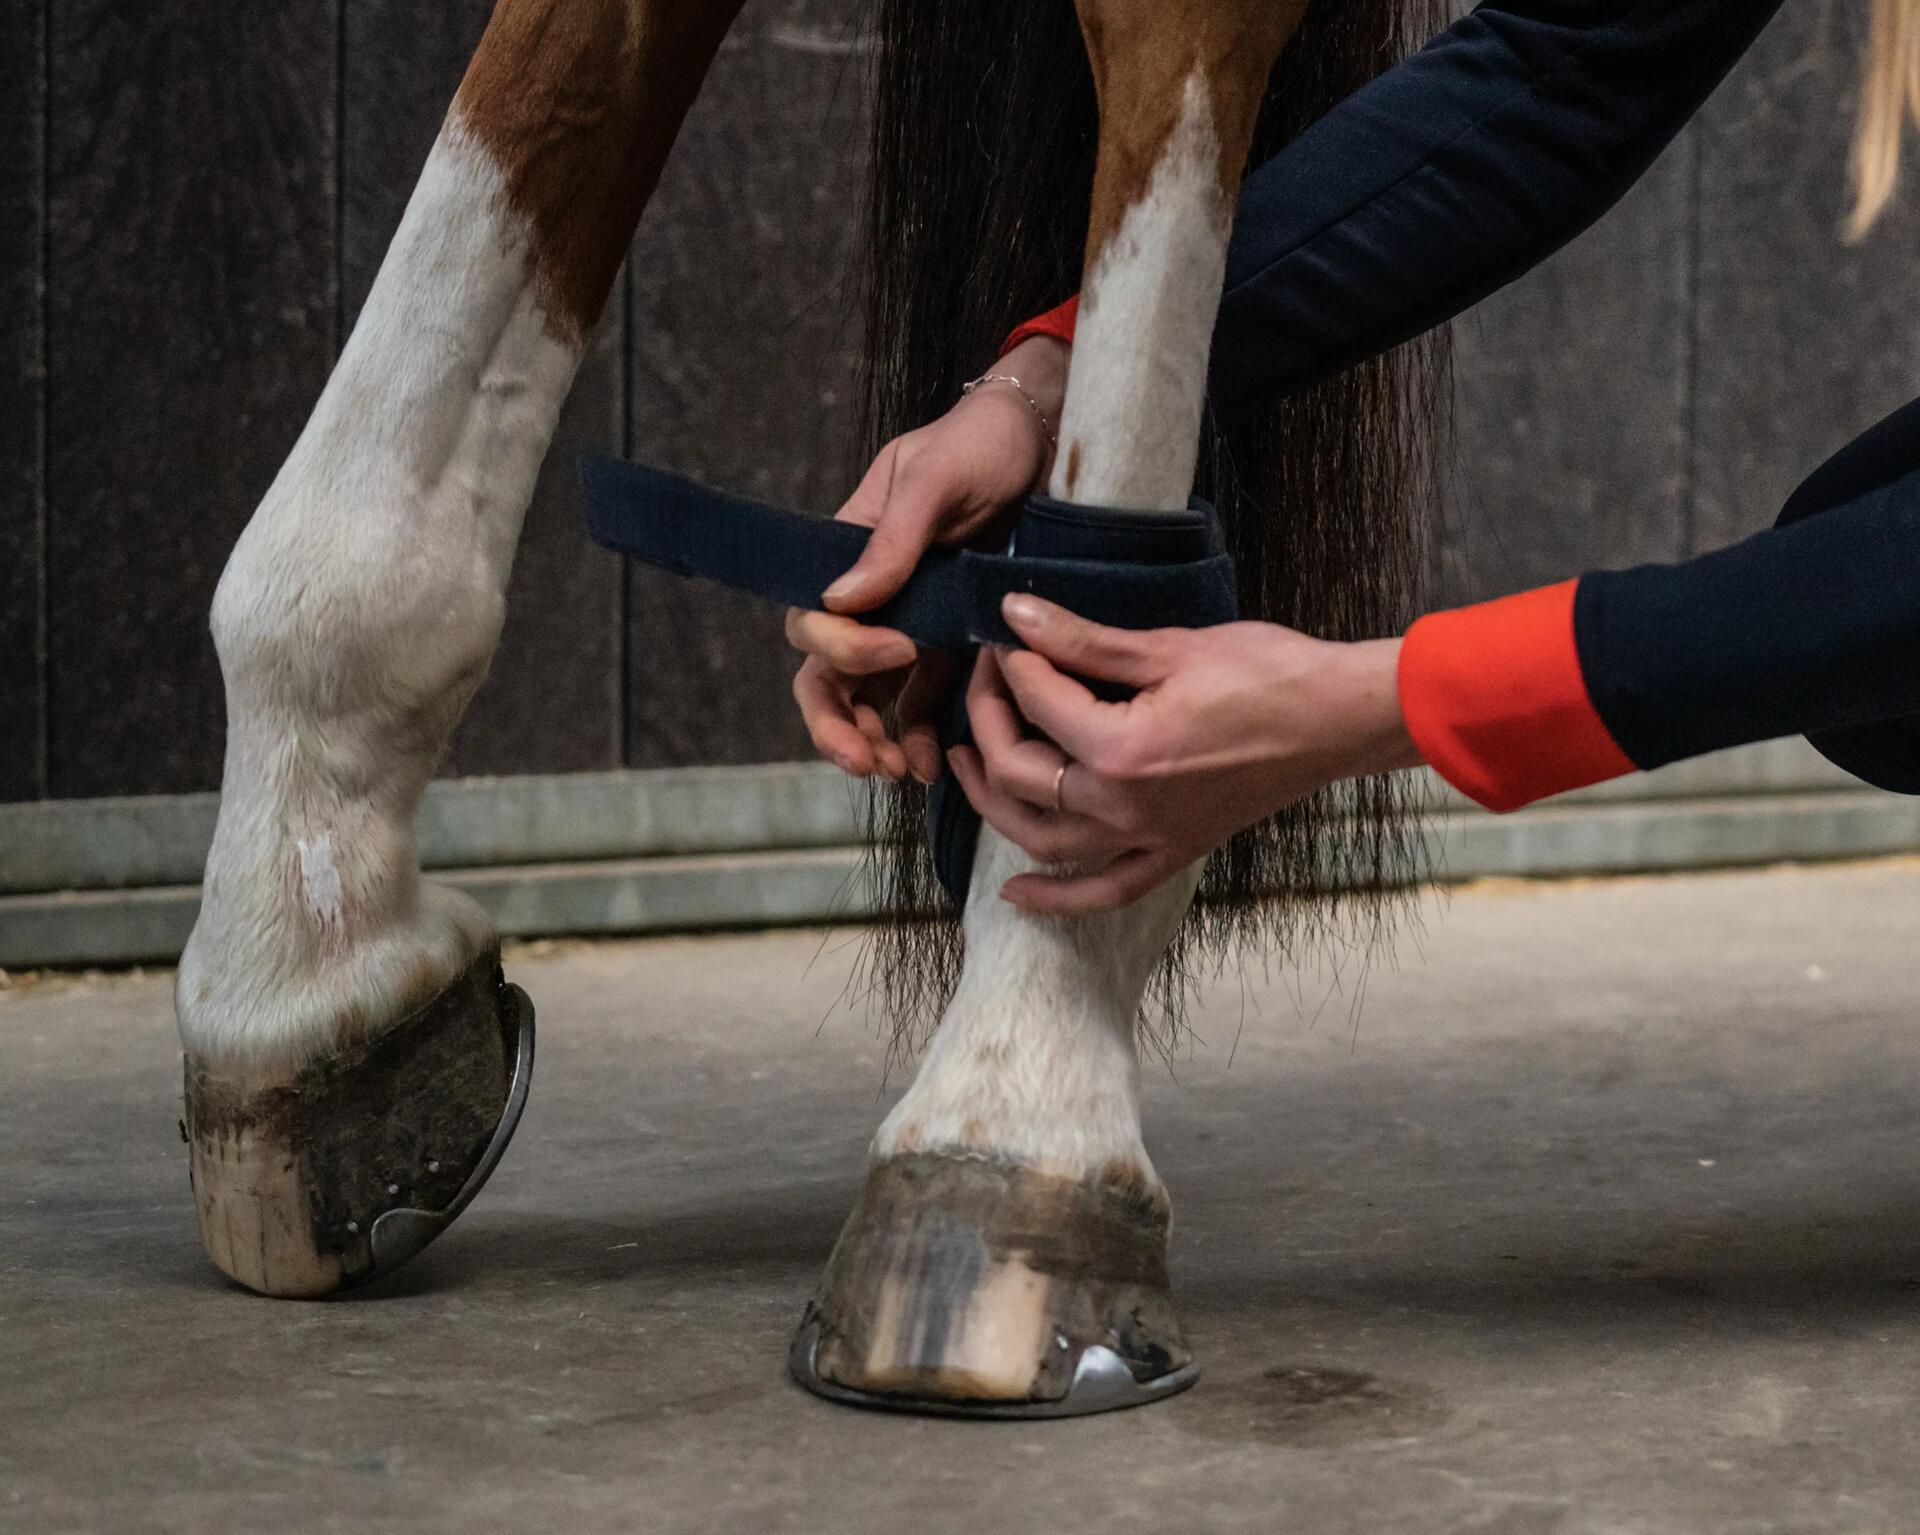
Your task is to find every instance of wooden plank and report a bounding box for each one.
[0,741,1856,899]
[0,1,45,801]
[1691,3,1920,550]
[1442,139,1695,602]
[342,0,626,779]
[12,785,1920,969]
[625,0,868,768]
[44,3,337,796]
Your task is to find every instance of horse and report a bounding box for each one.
[176,0,1437,1418]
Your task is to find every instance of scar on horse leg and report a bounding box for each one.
[795,0,1310,1415]
[176,0,744,1297]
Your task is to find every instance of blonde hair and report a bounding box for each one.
[1852,0,1920,236]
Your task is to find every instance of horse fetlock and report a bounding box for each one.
[184,495,506,1073]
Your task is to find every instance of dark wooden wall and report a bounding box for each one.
[2,1,1914,803]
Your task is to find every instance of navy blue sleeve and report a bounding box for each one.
[1210,0,1786,415]
[1575,400,1920,794]
[1201,0,1918,791]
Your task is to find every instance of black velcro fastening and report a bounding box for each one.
[580,454,1238,651]
[579,452,1242,905]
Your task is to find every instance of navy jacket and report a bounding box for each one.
[1204,0,1917,798]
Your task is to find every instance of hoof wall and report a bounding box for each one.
[792,1152,1194,1418]
[790,1311,1198,1419]
[183,949,535,1297]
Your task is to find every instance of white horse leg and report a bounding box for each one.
[177,0,743,1297]
[798,0,1308,1412]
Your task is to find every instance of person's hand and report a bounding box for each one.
[947,595,1423,913]
[789,336,1068,782]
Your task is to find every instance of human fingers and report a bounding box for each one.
[999,849,1185,915]
[993,645,1126,770]
[823,439,968,614]
[852,699,910,781]
[947,747,1130,868]
[965,649,1093,811]
[895,653,961,785]
[999,594,1171,689]
[792,658,875,776]
[784,607,916,676]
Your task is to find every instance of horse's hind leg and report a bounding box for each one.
[794,0,1309,1414]
[177,0,744,1297]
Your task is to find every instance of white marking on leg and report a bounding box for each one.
[179,118,580,1072]
[296,834,345,937]
[879,75,1230,1180]
[877,830,1198,1179]
[1053,75,1228,513]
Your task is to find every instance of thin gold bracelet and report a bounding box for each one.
[961,371,1058,448]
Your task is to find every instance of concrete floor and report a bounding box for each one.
[5,861,1920,1534]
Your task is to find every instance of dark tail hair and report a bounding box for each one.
[856,0,1452,1057]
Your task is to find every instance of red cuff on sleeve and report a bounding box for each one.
[1397,579,1636,813]
[1001,296,1079,357]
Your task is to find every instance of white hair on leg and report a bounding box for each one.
[875,828,1199,1179]
[1053,74,1227,513]
[178,119,578,1077]
[879,74,1229,1182]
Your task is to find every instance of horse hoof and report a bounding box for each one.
[790,1152,1196,1418]
[182,948,535,1298]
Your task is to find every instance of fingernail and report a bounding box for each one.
[823,572,862,603]
[1002,594,1043,626]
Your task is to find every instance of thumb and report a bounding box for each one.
[823,456,950,614]
[1000,594,1168,688]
